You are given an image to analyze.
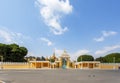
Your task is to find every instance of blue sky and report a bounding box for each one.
[0,0,120,60]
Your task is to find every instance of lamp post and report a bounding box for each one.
[28,59,30,69]
[113,57,115,69]
[81,56,83,69]
[50,56,51,68]
[0,55,3,69]
[81,56,82,62]
[75,56,77,69]
[113,57,115,63]
[75,55,78,63]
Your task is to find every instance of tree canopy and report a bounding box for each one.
[95,57,107,63]
[104,53,120,63]
[77,55,94,62]
[0,43,28,62]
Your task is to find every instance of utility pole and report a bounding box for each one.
[113,57,116,69]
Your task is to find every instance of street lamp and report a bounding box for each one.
[113,57,116,69]
[113,57,115,63]
[50,56,52,68]
[76,55,78,62]
[81,56,82,62]
[81,56,83,69]
[0,55,3,69]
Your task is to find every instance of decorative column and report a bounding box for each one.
[75,64,76,69]
[48,63,49,68]
[87,63,88,69]
[67,60,69,68]
[60,58,62,68]
[41,62,43,68]
[78,64,80,68]
[93,62,95,69]
[99,63,101,69]
[81,63,83,69]
[53,64,54,68]
[35,61,37,69]
[88,63,90,69]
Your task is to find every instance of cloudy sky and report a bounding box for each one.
[0,0,120,60]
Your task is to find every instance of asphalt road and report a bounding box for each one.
[0,69,120,83]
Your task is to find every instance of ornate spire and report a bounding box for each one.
[61,50,70,58]
[52,49,56,60]
[64,49,67,53]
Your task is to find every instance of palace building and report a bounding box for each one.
[0,50,120,69]
[29,50,71,69]
[28,50,120,69]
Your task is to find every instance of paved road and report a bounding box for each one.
[0,69,120,83]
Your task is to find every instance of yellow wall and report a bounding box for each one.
[100,64,119,69]
[1,63,30,69]
[0,62,120,70]
[75,62,100,69]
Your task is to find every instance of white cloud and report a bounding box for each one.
[35,0,72,35]
[0,27,30,44]
[102,31,117,37]
[41,37,53,46]
[95,45,120,55]
[94,31,117,42]
[0,28,13,43]
[94,37,104,42]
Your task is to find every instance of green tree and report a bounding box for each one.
[77,55,94,62]
[0,43,11,61]
[36,57,41,61]
[24,56,36,61]
[41,56,45,61]
[104,53,120,63]
[0,43,28,62]
[95,57,107,63]
[49,58,55,63]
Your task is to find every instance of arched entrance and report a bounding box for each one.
[62,58,67,69]
[60,50,70,69]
